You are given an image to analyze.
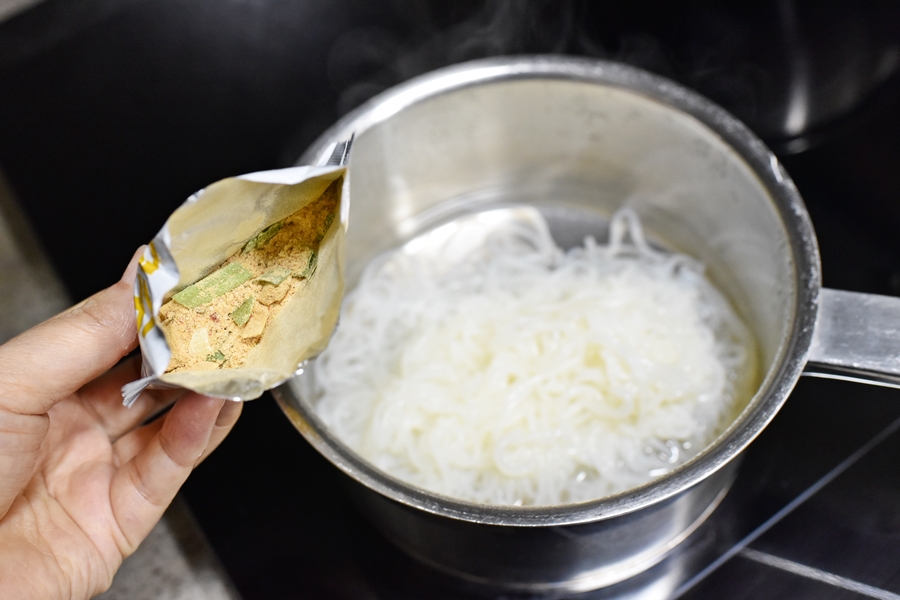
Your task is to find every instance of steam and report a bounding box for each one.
[284,0,900,161]
[326,1,601,115]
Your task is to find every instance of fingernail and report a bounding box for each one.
[121,246,146,284]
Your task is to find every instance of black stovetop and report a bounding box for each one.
[2,2,900,598]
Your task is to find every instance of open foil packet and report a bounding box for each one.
[122,138,352,406]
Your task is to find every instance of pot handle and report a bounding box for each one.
[804,288,900,388]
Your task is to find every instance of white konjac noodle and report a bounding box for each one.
[314,209,757,506]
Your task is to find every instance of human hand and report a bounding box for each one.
[0,249,242,599]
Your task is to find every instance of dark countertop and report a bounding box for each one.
[3,2,900,598]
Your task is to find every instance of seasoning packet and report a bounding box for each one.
[122,138,352,406]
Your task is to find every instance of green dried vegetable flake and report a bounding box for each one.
[242,221,283,254]
[317,212,336,241]
[231,296,254,326]
[173,262,253,309]
[299,251,317,279]
[255,267,291,286]
[206,350,226,362]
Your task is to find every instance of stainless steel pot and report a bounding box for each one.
[273,56,900,593]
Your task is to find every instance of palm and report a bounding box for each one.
[0,258,240,599]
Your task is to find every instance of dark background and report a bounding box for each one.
[2,1,900,598]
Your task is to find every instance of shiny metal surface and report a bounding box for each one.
[805,289,900,388]
[272,55,898,591]
[346,463,737,592]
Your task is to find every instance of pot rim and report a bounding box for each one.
[278,55,822,527]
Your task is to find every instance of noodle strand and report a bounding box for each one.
[314,209,757,506]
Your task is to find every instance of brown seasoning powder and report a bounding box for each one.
[158,180,339,372]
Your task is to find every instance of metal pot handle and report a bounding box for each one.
[804,288,900,388]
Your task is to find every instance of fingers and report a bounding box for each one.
[197,399,242,465]
[111,415,164,468]
[0,248,143,416]
[111,399,241,468]
[109,394,241,555]
[77,355,185,441]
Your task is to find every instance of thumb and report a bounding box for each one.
[0,248,142,416]
[0,249,142,519]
